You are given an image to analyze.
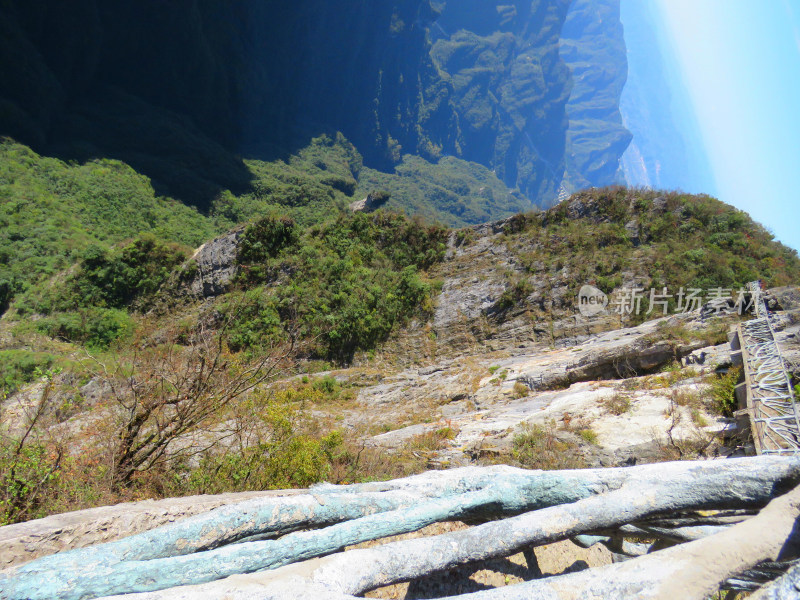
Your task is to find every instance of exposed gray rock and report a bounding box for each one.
[434,278,507,330]
[183,226,244,298]
[432,231,522,332]
[768,286,800,312]
[624,219,640,246]
[772,314,800,377]
[78,377,112,406]
[651,196,668,213]
[348,191,390,213]
[682,343,731,369]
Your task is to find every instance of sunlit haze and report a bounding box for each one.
[651,0,800,251]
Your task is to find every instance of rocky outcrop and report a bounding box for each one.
[560,0,632,191]
[351,307,739,470]
[179,226,244,298]
[349,191,391,213]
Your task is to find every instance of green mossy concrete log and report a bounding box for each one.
[2,457,800,600]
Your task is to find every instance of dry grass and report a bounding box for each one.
[406,422,460,453]
[511,422,588,471]
[512,381,529,399]
[601,392,632,415]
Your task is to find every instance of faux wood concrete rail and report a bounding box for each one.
[2,457,800,600]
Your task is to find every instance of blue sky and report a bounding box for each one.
[647,0,800,252]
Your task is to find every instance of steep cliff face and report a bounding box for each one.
[0,0,458,208]
[0,0,631,213]
[236,1,460,168]
[429,0,573,203]
[560,0,632,192]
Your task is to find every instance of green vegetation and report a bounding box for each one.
[511,422,587,471]
[210,133,363,229]
[181,394,348,493]
[501,187,800,320]
[0,351,58,397]
[23,235,189,315]
[512,381,529,399]
[227,211,448,361]
[0,134,528,315]
[710,367,742,417]
[0,438,62,525]
[577,428,599,445]
[602,392,632,415]
[497,276,534,311]
[356,155,531,227]
[33,309,135,350]
[0,139,218,309]
[10,235,190,348]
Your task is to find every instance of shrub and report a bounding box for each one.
[0,373,66,524]
[577,428,599,445]
[496,277,533,310]
[229,211,447,361]
[73,235,188,309]
[407,427,456,452]
[237,216,299,283]
[184,427,343,493]
[511,422,586,470]
[312,375,340,396]
[710,367,741,417]
[0,351,57,396]
[84,323,289,490]
[0,441,62,525]
[0,279,11,315]
[512,381,529,399]
[671,389,703,409]
[602,392,631,415]
[690,409,708,427]
[23,235,190,316]
[36,309,134,349]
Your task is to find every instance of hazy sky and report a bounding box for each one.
[652,0,800,252]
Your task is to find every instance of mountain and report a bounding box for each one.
[560,0,632,192]
[0,0,632,215]
[2,185,799,526]
[0,0,452,208]
[428,0,572,203]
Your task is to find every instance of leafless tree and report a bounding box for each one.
[84,319,294,490]
[0,371,65,523]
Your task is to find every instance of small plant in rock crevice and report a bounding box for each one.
[602,392,632,415]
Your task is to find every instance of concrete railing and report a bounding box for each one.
[731,283,799,455]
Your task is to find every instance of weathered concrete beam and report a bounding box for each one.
[63,456,800,600]
[427,481,800,600]
[748,561,800,599]
[305,458,800,597]
[0,464,624,600]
